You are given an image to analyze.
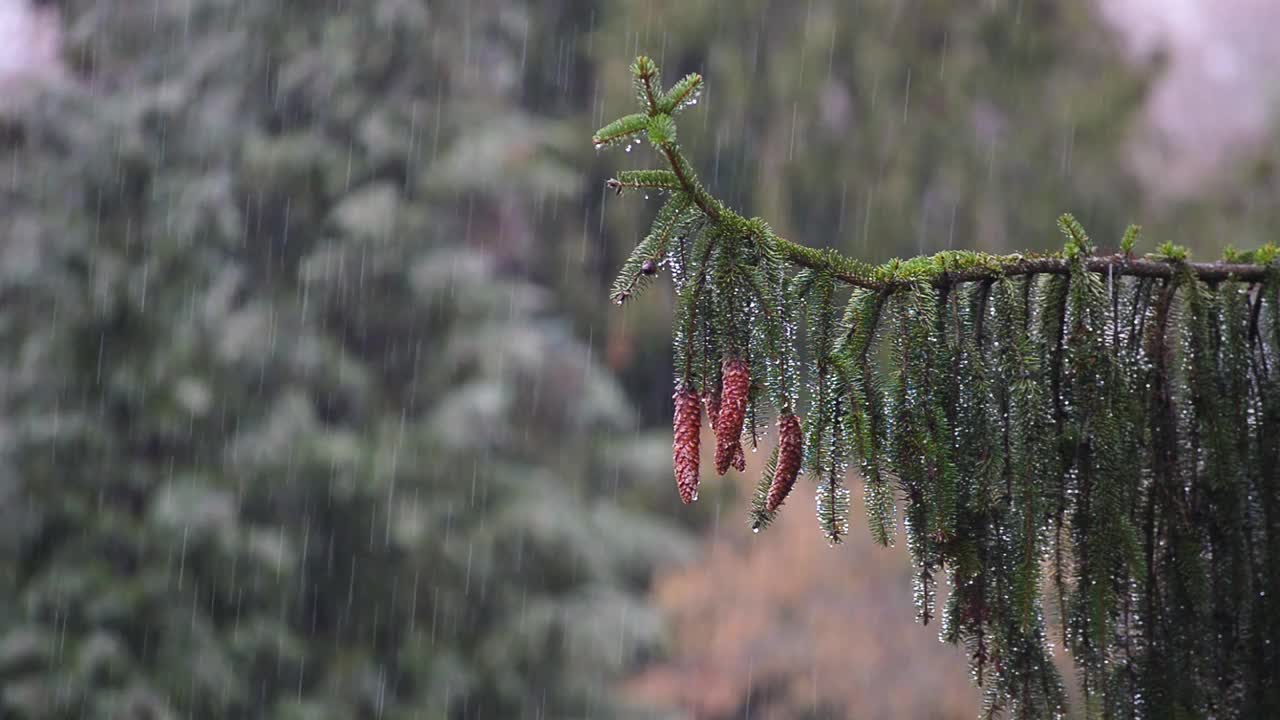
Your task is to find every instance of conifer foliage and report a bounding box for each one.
[598,57,1280,718]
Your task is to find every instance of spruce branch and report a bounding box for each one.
[592,113,649,149]
[631,56,663,115]
[659,72,704,114]
[595,58,1275,291]
[607,170,682,193]
[597,56,1280,718]
[610,193,696,304]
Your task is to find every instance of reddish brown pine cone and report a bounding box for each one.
[673,387,702,504]
[705,383,745,470]
[731,442,746,472]
[704,388,721,430]
[714,357,750,475]
[766,412,803,511]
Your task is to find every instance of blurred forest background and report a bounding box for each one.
[0,1,1278,718]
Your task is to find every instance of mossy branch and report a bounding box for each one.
[596,60,1275,291]
[621,140,1274,288]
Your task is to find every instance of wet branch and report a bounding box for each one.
[631,141,1272,291]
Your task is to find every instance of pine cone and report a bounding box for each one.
[714,357,749,475]
[731,440,746,472]
[673,387,702,504]
[767,412,803,511]
[704,387,721,430]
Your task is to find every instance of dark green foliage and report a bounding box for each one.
[610,193,698,304]
[612,169,682,192]
[839,289,896,547]
[601,56,1280,718]
[890,283,959,624]
[658,73,703,115]
[0,7,693,718]
[592,113,650,149]
[804,272,850,544]
[748,445,782,533]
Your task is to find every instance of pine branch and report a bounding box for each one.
[596,56,1280,719]
[601,57,1274,291]
[646,143,1272,287]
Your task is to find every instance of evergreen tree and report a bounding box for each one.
[601,56,1280,719]
[0,5,688,719]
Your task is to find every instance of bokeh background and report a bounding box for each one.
[1,1,1277,718]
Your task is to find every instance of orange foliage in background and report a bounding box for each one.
[628,475,979,719]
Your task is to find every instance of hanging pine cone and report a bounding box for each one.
[767,412,803,511]
[704,387,721,430]
[673,386,702,504]
[714,357,749,475]
[706,383,746,472]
